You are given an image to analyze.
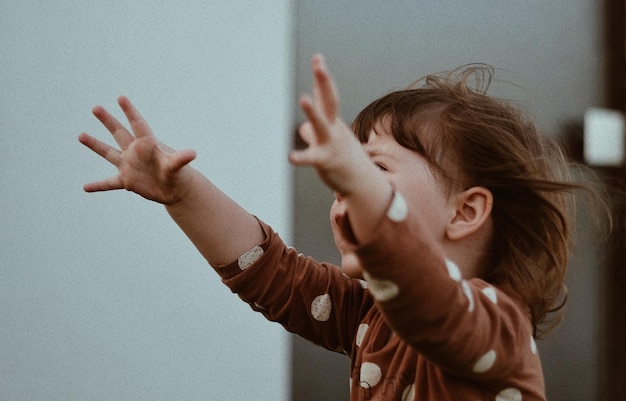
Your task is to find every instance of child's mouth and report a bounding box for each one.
[335,212,358,246]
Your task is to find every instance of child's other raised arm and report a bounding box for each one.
[79,96,265,267]
[289,55,393,244]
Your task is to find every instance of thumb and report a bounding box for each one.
[170,149,197,172]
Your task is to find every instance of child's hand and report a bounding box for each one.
[79,96,197,205]
[289,55,371,196]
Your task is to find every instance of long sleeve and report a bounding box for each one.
[211,209,546,400]
[347,192,546,400]
[213,219,373,357]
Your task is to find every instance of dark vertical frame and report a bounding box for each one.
[605,0,626,109]
[602,1,626,399]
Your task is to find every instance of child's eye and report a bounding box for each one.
[375,163,388,171]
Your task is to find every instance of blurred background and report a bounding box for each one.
[1,2,293,400]
[2,1,624,400]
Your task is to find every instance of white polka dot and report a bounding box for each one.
[462,281,475,312]
[362,271,400,302]
[401,383,415,401]
[496,387,522,401]
[530,335,537,354]
[238,245,264,270]
[356,324,369,347]
[253,302,267,312]
[387,192,408,222]
[481,286,498,304]
[473,349,497,373]
[359,362,382,388]
[445,259,462,282]
[358,280,368,289]
[311,294,332,321]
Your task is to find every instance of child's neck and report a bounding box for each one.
[444,223,493,279]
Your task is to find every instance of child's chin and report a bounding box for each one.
[341,253,363,279]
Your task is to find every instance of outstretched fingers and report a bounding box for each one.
[78,132,122,166]
[117,96,154,140]
[82,175,123,193]
[299,95,330,144]
[288,120,319,166]
[90,96,154,151]
[78,132,124,191]
[311,54,339,121]
[168,148,197,172]
[290,55,342,167]
[91,104,134,150]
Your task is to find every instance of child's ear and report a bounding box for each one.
[446,186,493,240]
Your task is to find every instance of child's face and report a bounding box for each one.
[330,130,454,279]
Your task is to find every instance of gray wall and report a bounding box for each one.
[292,1,605,400]
[0,2,293,400]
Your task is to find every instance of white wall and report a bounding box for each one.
[0,2,293,400]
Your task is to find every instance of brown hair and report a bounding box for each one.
[352,65,588,338]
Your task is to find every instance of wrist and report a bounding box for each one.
[330,137,379,196]
[165,167,200,207]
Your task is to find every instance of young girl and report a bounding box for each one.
[79,55,584,400]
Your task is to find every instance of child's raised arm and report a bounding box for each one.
[289,55,393,244]
[79,96,265,267]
